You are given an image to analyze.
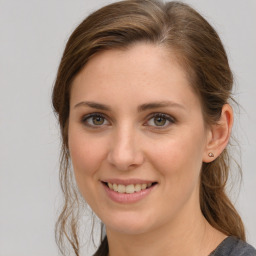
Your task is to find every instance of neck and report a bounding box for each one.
[106,206,226,256]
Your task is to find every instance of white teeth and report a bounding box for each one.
[126,184,135,194]
[134,184,142,192]
[117,184,126,193]
[141,184,147,190]
[113,183,118,192]
[107,182,154,193]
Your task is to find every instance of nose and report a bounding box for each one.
[107,126,144,171]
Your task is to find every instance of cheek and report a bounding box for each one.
[69,129,103,171]
[68,128,108,196]
[147,128,205,188]
[145,133,205,219]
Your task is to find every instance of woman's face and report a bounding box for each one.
[68,43,211,235]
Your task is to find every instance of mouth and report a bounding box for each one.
[102,181,158,194]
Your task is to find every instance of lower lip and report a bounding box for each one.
[102,183,156,204]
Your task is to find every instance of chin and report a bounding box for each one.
[103,211,154,235]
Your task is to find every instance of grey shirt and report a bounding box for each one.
[209,236,256,256]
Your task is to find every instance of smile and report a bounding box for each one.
[101,180,157,203]
[107,182,155,194]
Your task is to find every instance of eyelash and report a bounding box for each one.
[81,112,175,129]
[145,113,175,128]
[81,113,109,128]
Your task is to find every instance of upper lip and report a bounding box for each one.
[101,179,157,185]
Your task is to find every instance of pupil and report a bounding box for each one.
[154,117,166,126]
[93,116,104,125]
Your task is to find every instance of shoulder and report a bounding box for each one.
[210,236,256,256]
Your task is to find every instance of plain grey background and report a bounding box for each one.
[0,0,255,255]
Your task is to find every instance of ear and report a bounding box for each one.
[203,104,233,163]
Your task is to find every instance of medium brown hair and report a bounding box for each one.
[52,0,245,255]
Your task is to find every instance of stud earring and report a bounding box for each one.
[208,152,214,158]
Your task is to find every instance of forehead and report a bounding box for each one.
[70,43,200,111]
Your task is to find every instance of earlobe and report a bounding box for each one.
[203,104,233,163]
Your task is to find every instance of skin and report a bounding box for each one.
[68,43,232,256]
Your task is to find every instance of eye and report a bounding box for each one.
[82,113,109,127]
[146,113,175,128]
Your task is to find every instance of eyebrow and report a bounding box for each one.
[74,101,111,111]
[137,101,185,112]
[74,100,185,112]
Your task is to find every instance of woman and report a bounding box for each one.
[52,0,256,255]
